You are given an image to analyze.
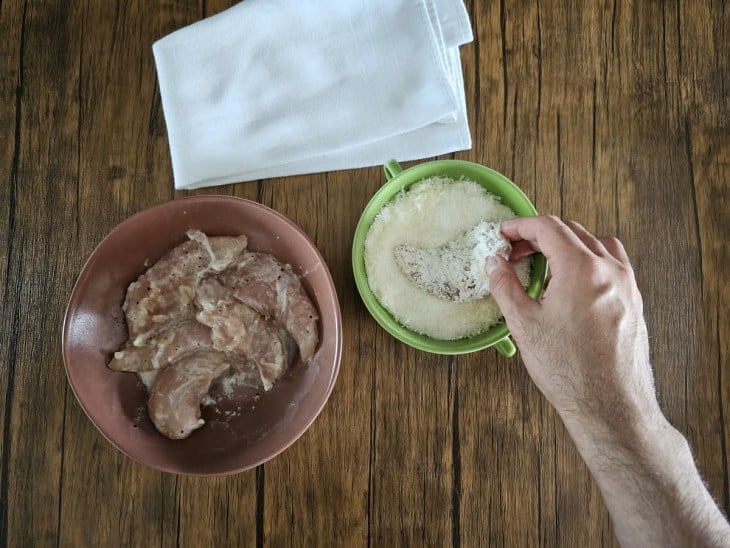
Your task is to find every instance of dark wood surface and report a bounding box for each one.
[1,1,728,546]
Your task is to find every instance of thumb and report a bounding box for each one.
[486,256,537,321]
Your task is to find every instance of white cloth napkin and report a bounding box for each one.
[153,0,473,189]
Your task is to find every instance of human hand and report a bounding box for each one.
[487,216,730,546]
[486,216,662,443]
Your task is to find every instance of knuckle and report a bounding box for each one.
[545,214,563,226]
[585,257,608,277]
[604,236,621,248]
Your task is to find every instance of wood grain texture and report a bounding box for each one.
[0,1,727,546]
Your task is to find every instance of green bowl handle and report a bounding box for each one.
[384,160,403,181]
[494,336,516,358]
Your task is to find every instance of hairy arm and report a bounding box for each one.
[566,399,729,547]
[486,216,730,547]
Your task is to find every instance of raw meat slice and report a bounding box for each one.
[123,229,247,345]
[108,318,213,372]
[147,350,230,439]
[196,277,296,390]
[220,252,319,361]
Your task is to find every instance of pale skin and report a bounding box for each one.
[485,215,730,548]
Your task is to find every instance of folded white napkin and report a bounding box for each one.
[153,0,473,189]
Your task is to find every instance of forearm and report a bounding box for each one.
[565,412,730,547]
[487,217,730,545]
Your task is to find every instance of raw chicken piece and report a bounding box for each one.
[219,252,319,361]
[394,221,511,303]
[108,319,213,372]
[123,230,247,345]
[196,277,297,390]
[110,229,317,440]
[194,273,230,308]
[147,350,230,439]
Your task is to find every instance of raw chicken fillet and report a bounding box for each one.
[394,221,511,303]
[109,229,320,439]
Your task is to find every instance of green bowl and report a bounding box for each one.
[352,159,548,356]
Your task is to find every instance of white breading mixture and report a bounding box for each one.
[364,177,531,340]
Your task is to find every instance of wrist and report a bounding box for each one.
[562,409,730,546]
[561,399,676,464]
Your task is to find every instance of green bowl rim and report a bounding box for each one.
[351,159,548,355]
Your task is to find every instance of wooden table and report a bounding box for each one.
[1,1,727,546]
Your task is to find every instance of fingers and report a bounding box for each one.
[509,240,536,261]
[599,236,632,267]
[564,220,609,257]
[486,256,538,320]
[500,217,631,268]
[499,216,593,269]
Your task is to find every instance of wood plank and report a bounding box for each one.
[366,344,453,545]
[1,0,83,545]
[0,0,25,543]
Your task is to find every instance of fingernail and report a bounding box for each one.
[485,256,500,276]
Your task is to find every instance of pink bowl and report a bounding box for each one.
[62,196,342,475]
